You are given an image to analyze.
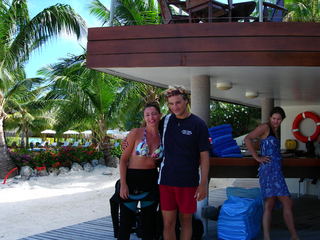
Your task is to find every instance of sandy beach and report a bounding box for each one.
[0,165,119,240]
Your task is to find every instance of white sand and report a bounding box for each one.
[0,164,262,240]
[0,165,120,240]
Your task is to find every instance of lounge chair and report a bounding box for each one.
[262,0,287,22]
[51,142,58,147]
[82,142,91,148]
[72,141,79,147]
[39,141,49,148]
[62,141,70,147]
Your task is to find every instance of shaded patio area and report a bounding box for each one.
[21,188,320,240]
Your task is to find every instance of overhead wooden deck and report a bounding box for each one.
[209,157,320,178]
[87,22,320,68]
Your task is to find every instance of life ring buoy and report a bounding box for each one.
[292,111,320,143]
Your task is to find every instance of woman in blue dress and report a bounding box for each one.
[245,107,299,240]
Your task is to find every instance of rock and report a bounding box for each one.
[98,158,105,165]
[102,168,112,175]
[58,167,69,175]
[83,163,94,172]
[20,166,33,180]
[71,162,83,171]
[91,159,99,167]
[48,168,60,176]
[107,156,119,168]
[37,169,49,176]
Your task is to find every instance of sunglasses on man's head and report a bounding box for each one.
[165,89,184,97]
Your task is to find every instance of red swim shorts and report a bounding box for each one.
[159,185,197,214]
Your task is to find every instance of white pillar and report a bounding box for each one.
[258,0,263,22]
[191,75,210,124]
[261,98,274,123]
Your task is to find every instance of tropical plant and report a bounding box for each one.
[284,0,320,22]
[209,101,261,137]
[0,0,86,178]
[89,0,161,26]
[4,72,54,148]
[38,54,123,149]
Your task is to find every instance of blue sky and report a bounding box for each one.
[25,0,247,78]
[25,0,110,78]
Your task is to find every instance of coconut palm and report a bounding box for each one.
[39,54,123,150]
[89,0,161,26]
[4,75,54,148]
[39,50,167,166]
[284,0,320,22]
[0,0,86,178]
[87,0,165,129]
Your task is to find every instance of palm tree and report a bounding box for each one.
[0,0,86,178]
[39,54,123,149]
[89,0,161,26]
[4,75,53,148]
[39,51,167,165]
[87,0,165,129]
[284,0,320,22]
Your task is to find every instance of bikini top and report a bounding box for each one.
[135,128,163,159]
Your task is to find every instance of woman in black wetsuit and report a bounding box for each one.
[118,102,163,240]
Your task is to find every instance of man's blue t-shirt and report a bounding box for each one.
[158,114,210,187]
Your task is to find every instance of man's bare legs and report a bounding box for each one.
[162,210,177,240]
[278,196,299,240]
[263,197,276,240]
[179,213,193,240]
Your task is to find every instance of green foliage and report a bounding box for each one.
[284,0,320,22]
[0,0,86,178]
[209,101,260,137]
[109,140,123,158]
[89,0,161,27]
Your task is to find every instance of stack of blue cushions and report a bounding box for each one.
[208,124,242,158]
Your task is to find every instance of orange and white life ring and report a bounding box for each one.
[292,111,320,143]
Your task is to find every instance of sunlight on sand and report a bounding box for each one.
[0,166,119,203]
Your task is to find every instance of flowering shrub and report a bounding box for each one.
[9,149,33,168]
[8,146,104,169]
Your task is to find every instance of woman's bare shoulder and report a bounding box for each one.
[259,123,269,130]
[246,123,269,139]
[127,128,143,140]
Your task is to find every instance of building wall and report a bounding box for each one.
[281,105,320,151]
[282,105,320,196]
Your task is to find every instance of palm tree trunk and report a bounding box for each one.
[20,131,25,148]
[0,117,16,179]
[25,129,29,148]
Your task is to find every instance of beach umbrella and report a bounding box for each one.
[41,129,56,134]
[63,130,80,135]
[106,129,129,139]
[81,130,92,135]
[81,130,92,139]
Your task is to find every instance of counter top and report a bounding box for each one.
[209,157,320,178]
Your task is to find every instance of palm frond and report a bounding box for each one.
[88,0,111,26]
[9,4,87,65]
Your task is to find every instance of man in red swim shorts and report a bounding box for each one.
[158,87,210,240]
